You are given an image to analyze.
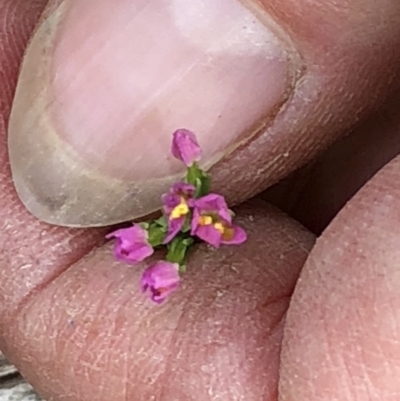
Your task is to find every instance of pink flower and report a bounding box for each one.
[141,261,180,304]
[106,225,153,264]
[171,129,202,166]
[162,182,195,243]
[191,194,247,248]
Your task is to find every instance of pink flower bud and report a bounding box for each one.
[106,225,153,264]
[141,261,180,304]
[171,129,202,166]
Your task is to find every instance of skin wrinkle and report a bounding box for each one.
[68,273,141,372]
[0,227,107,328]
[67,256,181,396]
[274,224,311,255]
[147,276,190,401]
[337,341,358,401]
[121,342,129,401]
[257,302,289,345]
[358,349,379,400]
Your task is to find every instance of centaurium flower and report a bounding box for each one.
[171,129,202,166]
[141,261,180,304]
[162,182,195,243]
[107,129,247,305]
[191,193,247,248]
[106,225,153,264]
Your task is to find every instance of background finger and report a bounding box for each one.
[280,153,400,400]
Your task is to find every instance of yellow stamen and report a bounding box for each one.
[221,227,235,241]
[198,214,235,240]
[198,215,213,226]
[213,222,225,234]
[170,198,189,219]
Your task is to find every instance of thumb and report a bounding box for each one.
[8,0,400,227]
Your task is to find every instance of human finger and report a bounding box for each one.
[8,0,400,226]
[280,153,400,400]
[2,202,314,401]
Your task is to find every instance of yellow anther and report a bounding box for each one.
[222,227,235,241]
[198,215,213,226]
[170,198,189,219]
[213,222,225,234]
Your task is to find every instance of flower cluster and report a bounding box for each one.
[106,129,247,304]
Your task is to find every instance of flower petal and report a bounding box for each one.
[152,283,179,304]
[151,263,180,288]
[141,261,180,303]
[163,216,185,244]
[162,182,196,215]
[115,243,154,264]
[106,225,153,264]
[194,224,222,248]
[193,193,232,223]
[221,225,247,245]
[190,206,201,235]
[161,192,180,214]
[172,181,196,195]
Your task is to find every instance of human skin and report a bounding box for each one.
[1,1,400,400]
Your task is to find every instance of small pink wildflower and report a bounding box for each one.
[106,129,248,306]
[162,182,195,243]
[191,194,247,248]
[106,225,153,264]
[171,129,202,166]
[141,261,180,304]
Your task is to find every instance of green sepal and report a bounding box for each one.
[186,162,212,198]
[153,215,168,228]
[139,222,150,230]
[195,173,211,197]
[182,237,194,247]
[147,222,167,247]
[186,162,202,186]
[181,214,192,233]
[166,236,193,266]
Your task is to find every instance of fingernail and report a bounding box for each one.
[8,0,299,227]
